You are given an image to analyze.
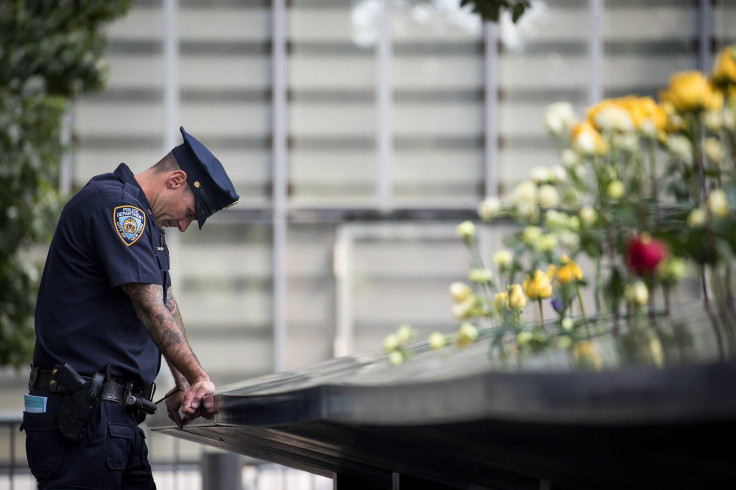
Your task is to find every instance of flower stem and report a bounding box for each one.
[576,283,590,336]
[538,300,546,332]
[648,138,657,200]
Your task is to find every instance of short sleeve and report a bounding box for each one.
[92,202,163,289]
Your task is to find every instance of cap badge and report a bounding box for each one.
[114,205,146,246]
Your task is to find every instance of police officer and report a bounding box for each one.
[22,127,239,489]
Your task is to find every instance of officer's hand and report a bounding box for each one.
[181,379,216,420]
[164,388,186,430]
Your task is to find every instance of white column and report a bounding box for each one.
[376,0,392,213]
[163,0,182,292]
[588,0,603,105]
[333,227,354,358]
[699,0,712,73]
[483,21,499,200]
[272,0,288,372]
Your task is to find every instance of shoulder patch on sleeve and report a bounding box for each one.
[113,205,146,246]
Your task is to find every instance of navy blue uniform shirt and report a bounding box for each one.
[34,163,169,385]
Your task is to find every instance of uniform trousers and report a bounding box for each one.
[22,390,156,489]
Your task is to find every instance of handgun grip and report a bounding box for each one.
[55,363,86,391]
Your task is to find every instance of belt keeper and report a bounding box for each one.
[28,367,38,393]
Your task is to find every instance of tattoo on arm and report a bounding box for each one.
[121,282,183,351]
[121,282,206,386]
[165,286,177,313]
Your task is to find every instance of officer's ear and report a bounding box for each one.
[167,170,188,190]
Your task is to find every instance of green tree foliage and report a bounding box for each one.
[0,1,131,368]
[460,0,530,23]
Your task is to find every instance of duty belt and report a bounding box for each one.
[29,367,149,406]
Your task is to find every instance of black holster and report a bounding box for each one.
[57,364,105,442]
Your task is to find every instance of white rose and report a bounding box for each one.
[707,189,729,219]
[478,197,501,221]
[544,102,577,135]
[667,134,694,165]
[456,220,476,239]
[428,332,446,350]
[593,105,634,132]
[449,281,473,302]
[702,110,723,132]
[550,165,567,183]
[530,166,551,183]
[559,230,580,249]
[522,226,543,246]
[687,208,707,228]
[625,281,649,306]
[561,149,580,168]
[536,233,559,252]
[537,185,559,208]
[493,250,513,268]
[511,180,538,205]
[579,206,598,226]
[704,138,725,166]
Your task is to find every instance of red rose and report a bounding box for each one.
[625,234,669,276]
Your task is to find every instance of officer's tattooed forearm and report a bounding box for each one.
[166,286,188,341]
[165,286,177,314]
[121,282,207,384]
[122,282,183,350]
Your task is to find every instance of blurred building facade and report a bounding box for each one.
[1,0,735,487]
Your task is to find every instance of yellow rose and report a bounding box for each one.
[552,255,583,285]
[523,270,553,301]
[659,70,723,113]
[508,283,527,310]
[617,95,667,137]
[712,44,736,88]
[572,340,603,371]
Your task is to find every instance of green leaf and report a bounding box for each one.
[511,2,527,23]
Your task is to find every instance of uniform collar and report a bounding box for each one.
[113,163,154,216]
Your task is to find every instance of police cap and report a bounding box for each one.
[171,126,240,229]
